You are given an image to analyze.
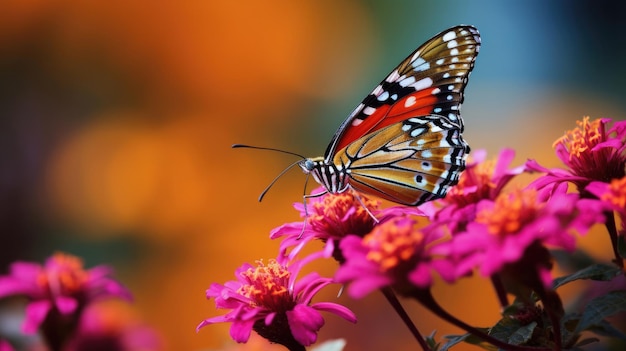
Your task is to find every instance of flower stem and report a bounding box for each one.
[490,274,509,309]
[380,287,431,351]
[605,211,624,268]
[410,289,552,351]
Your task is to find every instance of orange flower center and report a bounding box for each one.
[237,260,293,312]
[602,177,626,209]
[36,252,88,295]
[364,218,423,272]
[446,159,496,205]
[553,117,603,160]
[476,189,540,237]
[308,190,379,238]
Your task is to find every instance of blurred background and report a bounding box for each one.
[1,0,625,350]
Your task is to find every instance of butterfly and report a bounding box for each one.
[237,25,480,206]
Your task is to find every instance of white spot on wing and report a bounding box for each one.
[377,91,390,101]
[412,57,430,71]
[351,118,363,126]
[443,31,457,42]
[348,103,364,118]
[399,76,416,87]
[404,96,417,108]
[447,40,458,49]
[386,70,400,83]
[410,77,433,91]
[363,106,376,115]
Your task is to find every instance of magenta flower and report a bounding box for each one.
[0,340,13,351]
[270,187,422,262]
[587,176,626,233]
[526,117,626,195]
[334,216,454,299]
[197,253,356,349]
[0,252,131,335]
[64,301,162,351]
[450,188,604,283]
[421,148,525,234]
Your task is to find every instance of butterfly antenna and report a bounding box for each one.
[232,144,307,159]
[258,159,303,202]
[233,144,307,202]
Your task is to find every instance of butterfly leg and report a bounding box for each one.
[300,188,328,239]
[348,185,380,224]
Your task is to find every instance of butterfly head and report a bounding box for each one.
[299,156,349,195]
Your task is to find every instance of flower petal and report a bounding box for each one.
[23,300,52,334]
[287,304,324,346]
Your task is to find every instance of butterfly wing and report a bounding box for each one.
[324,25,480,161]
[332,115,469,206]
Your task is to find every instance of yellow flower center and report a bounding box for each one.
[237,260,292,311]
[476,189,540,237]
[446,158,496,205]
[37,252,88,295]
[364,218,423,272]
[602,177,626,209]
[553,117,603,160]
[308,190,379,238]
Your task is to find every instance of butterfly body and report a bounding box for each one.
[299,25,480,206]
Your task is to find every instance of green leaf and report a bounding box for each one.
[585,319,626,340]
[553,264,621,289]
[575,290,626,333]
[441,332,497,351]
[425,331,440,351]
[489,317,523,343]
[507,322,537,345]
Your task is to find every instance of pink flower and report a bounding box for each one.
[421,148,525,234]
[0,340,14,351]
[64,301,162,351]
[197,253,356,348]
[271,187,422,262]
[587,176,626,234]
[0,252,131,335]
[450,188,603,283]
[526,117,626,195]
[334,217,454,299]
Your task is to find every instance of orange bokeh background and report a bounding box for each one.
[1,1,625,350]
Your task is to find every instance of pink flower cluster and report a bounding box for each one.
[195,117,626,350]
[0,252,160,351]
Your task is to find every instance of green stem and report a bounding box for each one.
[605,211,624,269]
[490,274,509,309]
[410,289,552,351]
[381,287,431,351]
